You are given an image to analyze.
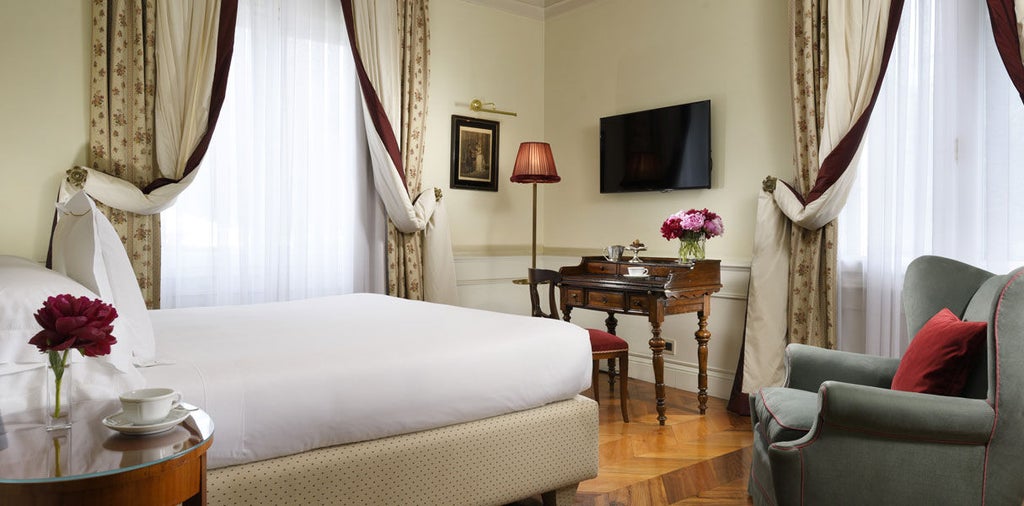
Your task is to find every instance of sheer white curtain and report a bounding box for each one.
[161,0,386,308]
[838,0,1024,356]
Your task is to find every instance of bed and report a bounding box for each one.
[0,193,600,505]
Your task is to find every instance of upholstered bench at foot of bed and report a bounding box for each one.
[207,395,599,506]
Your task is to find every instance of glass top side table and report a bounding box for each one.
[0,399,214,505]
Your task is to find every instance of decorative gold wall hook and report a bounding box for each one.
[469,99,517,116]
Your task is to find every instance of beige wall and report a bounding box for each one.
[438,0,794,398]
[0,1,91,262]
[423,0,546,255]
[0,1,793,266]
[543,0,793,264]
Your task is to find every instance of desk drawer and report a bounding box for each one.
[586,290,625,310]
[627,295,649,312]
[586,262,618,275]
[563,289,584,306]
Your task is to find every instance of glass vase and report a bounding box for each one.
[46,356,72,431]
[678,236,706,265]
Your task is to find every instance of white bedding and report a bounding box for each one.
[141,293,591,468]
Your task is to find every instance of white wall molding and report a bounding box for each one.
[461,0,544,20]
[545,0,599,19]
[460,0,598,20]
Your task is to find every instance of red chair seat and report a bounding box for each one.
[589,329,628,353]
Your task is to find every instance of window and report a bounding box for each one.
[837,0,1024,355]
[161,0,386,308]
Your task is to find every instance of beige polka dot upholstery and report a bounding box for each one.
[208,395,599,505]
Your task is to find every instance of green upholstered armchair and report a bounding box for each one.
[748,256,1024,505]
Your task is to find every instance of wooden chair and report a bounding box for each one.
[528,268,629,422]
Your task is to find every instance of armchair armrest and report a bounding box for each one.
[784,344,900,392]
[779,381,994,446]
[768,382,994,506]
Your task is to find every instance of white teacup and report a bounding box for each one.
[119,388,182,425]
[627,266,648,276]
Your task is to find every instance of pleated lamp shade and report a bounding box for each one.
[510,142,561,184]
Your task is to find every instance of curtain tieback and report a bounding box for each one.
[66,167,88,190]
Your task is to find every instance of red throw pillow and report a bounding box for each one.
[891,308,987,395]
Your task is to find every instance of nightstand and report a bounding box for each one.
[0,400,214,505]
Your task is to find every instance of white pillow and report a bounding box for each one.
[0,256,145,413]
[50,191,157,361]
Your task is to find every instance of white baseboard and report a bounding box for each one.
[616,355,735,401]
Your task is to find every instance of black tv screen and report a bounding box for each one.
[600,100,711,193]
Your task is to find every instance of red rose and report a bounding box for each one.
[29,294,118,357]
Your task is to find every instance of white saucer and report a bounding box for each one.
[102,406,191,436]
[623,273,649,278]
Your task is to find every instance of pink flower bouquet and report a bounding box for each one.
[661,208,724,263]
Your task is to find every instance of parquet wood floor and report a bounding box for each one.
[509,373,754,506]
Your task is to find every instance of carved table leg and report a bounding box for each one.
[563,307,572,322]
[605,312,618,389]
[694,310,710,414]
[649,322,667,425]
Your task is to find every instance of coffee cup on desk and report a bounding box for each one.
[603,245,624,262]
[119,388,181,424]
[627,266,648,276]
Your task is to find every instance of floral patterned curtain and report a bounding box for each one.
[343,0,457,304]
[788,0,834,350]
[88,0,161,307]
[386,0,430,299]
[77,0,236,308]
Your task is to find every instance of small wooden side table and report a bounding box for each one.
[0,400,214,506]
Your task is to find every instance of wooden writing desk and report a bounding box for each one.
[558,257,722,423]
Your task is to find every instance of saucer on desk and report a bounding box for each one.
[103,405,192,436]
[623,273,649,278]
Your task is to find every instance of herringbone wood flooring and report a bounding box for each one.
[511,373,754,506]
[578,373,754,506]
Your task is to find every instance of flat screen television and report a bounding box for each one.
[599,100,712,193]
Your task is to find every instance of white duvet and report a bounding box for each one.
[141,293,591,468]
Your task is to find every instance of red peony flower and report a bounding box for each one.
[29,294,118,357]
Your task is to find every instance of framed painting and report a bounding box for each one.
[450,115,499,191]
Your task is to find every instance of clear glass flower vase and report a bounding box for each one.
[678,237,706,265]
[46,363,72,431]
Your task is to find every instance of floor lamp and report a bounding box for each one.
[510,142,560,272]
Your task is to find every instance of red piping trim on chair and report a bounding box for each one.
[768,391,826,453]
[821,422,990,445]
[750,467,777,506]
[776,385,990,446]
[799,446,806,506]
[982,271,1021,504]
[759,388,813,432]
